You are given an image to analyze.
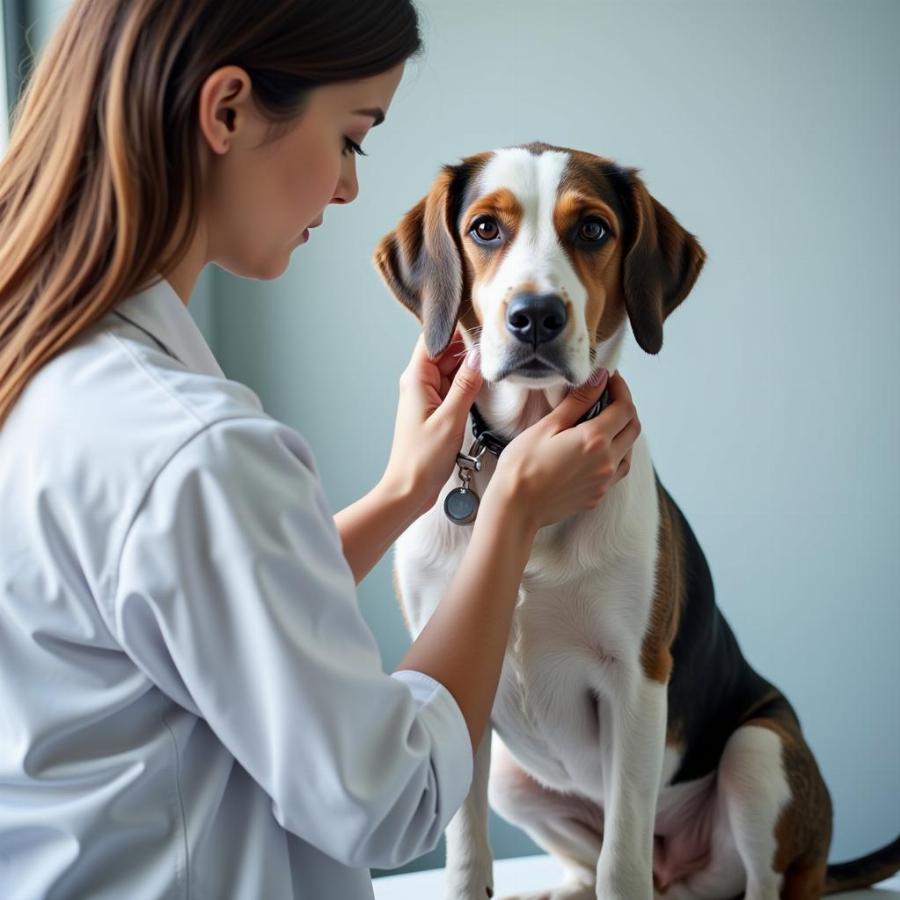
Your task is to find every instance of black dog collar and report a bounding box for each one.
[443,384,613,526]
[468,386,611,457]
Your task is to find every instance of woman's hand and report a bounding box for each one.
[487,369,641,531]
[382,329,483,514]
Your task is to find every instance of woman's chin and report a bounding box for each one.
[215,254,289,281]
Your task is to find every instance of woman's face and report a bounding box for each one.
[198,62,405,280]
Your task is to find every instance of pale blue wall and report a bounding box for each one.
[23,0,900,879]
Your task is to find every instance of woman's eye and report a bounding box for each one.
[470,216,501,244]
[578,217,608,243]
[343,138,367,157]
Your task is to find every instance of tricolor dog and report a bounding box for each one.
[373,142,900,900]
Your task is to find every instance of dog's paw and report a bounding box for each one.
[443,885,494,900]
[499,881,596,900]
[444,868,495,900]
[443,889,494,900]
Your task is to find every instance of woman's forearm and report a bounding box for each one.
[333,473,426,585]
[395,487,538,752]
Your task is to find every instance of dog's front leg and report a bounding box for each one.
[595,676,667,900]
[444,726,495,900]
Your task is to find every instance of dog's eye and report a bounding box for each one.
[470,216,501,244]
[577,217,609,243]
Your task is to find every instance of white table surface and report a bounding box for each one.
[373,854,900,899]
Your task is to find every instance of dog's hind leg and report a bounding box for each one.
[716,717,832,900]
[647,717,831,900]
[488,735,603,899]
[715,723,791,900]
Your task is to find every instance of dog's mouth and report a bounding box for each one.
[517,359,554,378]
[519,358,552,373]
[495,353,575,384]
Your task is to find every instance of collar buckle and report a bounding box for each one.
[456,437,489,471]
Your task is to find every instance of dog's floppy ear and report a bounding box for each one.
[373,164,467,357]
[615,168,706,355]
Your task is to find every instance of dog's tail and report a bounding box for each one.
[822,834,900,894]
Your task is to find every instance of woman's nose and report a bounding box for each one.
[331,163,359,205]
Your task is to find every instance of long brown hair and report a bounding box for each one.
[0,0,422,428]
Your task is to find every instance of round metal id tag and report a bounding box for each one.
[443,485,480,525]
[444,436,488,525]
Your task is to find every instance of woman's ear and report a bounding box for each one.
[373,165,467,358]
[617,167,707,355]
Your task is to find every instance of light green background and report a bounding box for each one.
[20,0,900,878]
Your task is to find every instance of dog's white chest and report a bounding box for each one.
[393,434,660,798]
[489,574,635,794]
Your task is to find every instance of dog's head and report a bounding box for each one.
[373,142,706,388]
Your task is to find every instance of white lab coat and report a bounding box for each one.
[0,275,473,899]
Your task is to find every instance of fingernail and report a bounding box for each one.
[589,366,608,386]
[465,348,481,370]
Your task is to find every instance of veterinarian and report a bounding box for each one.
[0,1,642,898]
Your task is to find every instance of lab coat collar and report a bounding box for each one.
[112,274,225,379]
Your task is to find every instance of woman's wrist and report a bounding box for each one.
[478,472,540,541]
[333,470,429,585]
[382,467,434,519]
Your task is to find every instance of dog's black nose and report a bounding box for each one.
[506,292,568,347]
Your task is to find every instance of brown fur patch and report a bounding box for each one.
[458,187,523,326]
[642,478,685,687]
[464,187,524,234]
[781,860,830,900]
[556,156,630,345]
[458,298,481,335]
[745,710,833,896]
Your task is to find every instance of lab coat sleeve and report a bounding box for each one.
[105,414,474,870]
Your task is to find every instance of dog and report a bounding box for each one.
[372,142,900,900]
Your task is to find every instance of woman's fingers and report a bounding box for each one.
[593,371,640,483]
[434,331,467,378]
[613,446,634,483]
[610,414,641,463]
[579,370,637,439]
[415,329,468,393]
